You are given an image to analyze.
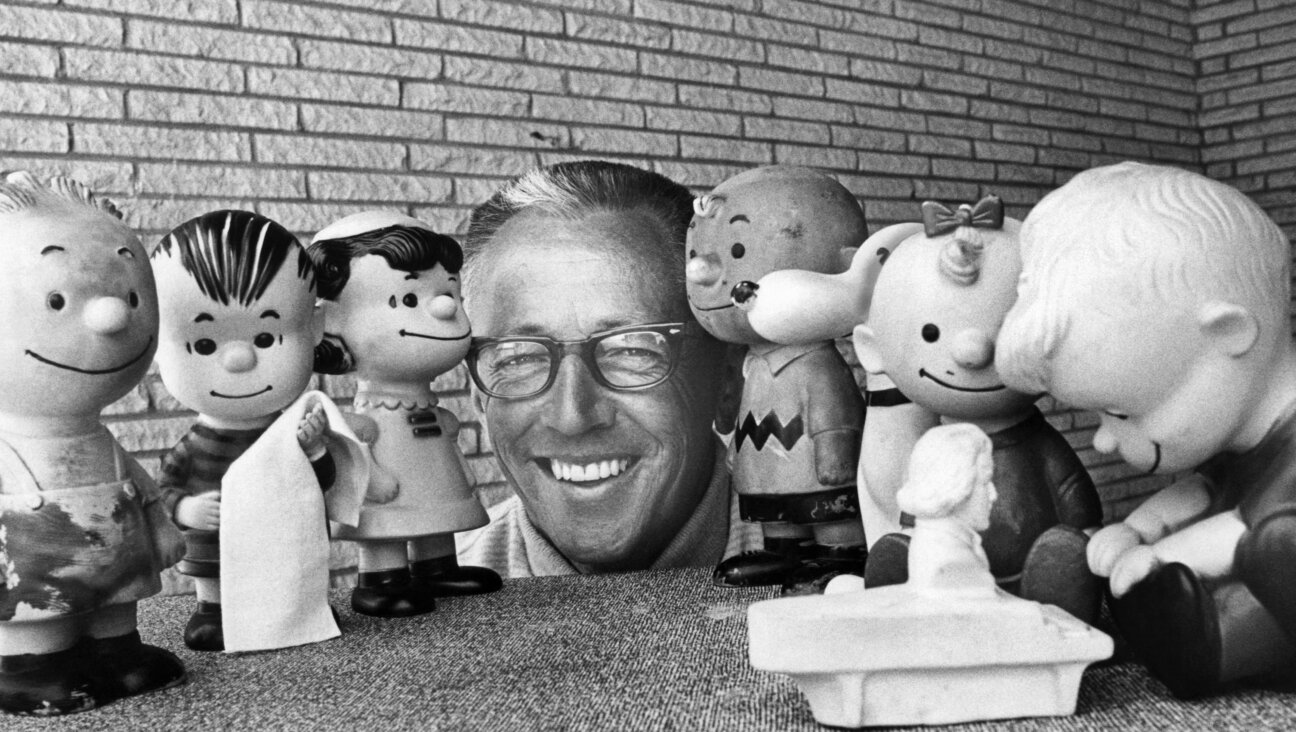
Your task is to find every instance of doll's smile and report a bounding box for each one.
[211,385,273,399]
[919,368,1006,393]
[688,299,734,312]
[399,328,472,341]
[26,336,154,375]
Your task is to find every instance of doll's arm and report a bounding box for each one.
[813,429,860,487]
[1088,474,1213,578]
[1108,509,1246,597]
[296,400,338,492]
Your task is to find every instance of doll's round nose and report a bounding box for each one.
[950,329,995,369]
[686,255,722,286]
[428,294,458,320]
[82,296,132,334]
[219,342,257,373]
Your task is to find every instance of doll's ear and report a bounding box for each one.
[1198,301,1259,357]
[852,324,887,375]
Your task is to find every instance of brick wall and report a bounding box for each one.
[2,0,1283,530]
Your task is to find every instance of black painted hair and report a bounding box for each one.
[309,224,463,302]
[153,210,314,305]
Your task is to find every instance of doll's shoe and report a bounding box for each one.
[1111,562,1223,699]
[183,601,225,652]
[862,532,911,588]
[91,631,186,700]
[714,537,809,587]
[411,557,503,597]
[0,644,105,716]
[1021,524,1102,624]
[780,544,868,596]
[352,568,437,617]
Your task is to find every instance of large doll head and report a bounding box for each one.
[0,171,158,421]
[685,165,866,345]
[150,210,320,422]
[310,211,470,386]
[998,162,1291,474]
[855,197,1037,422]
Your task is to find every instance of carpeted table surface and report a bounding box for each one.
[8,567,1296,730]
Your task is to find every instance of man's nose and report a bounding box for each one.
[540,355,614,435]
[950,328,995,370]
[219,341,258,373]
[686,254,724,287]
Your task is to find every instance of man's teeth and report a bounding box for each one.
[549,458,631,482]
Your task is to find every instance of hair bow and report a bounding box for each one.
[921,195,1004,237]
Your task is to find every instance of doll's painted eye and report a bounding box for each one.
[688,249,696,259]
[388,295,398,309]
[921,324,940,343]
[47,292,66,311]
[193,338,217,356]
[731,243,745,259]
[253,332,275,349]
[128,291,140,308]
[403,293,418,308]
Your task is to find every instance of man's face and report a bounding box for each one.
[466,210,719,572]
[152,251,319,422]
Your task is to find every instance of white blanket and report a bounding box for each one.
[220,391,367,653]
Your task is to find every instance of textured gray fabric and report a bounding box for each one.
[7,568,1296,730]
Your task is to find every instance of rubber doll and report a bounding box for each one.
[685,165,867,593]
[997,162,1296,698]
[151,210,366,653]
[0,172,184,715]
[311,211,499,617]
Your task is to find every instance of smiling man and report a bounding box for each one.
[456,161,761,577]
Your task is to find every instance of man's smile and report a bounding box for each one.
[919,368,1006,393]
[26,336,154,375]
[537,456,638,484]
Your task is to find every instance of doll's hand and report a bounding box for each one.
[1086,522,1142,577]
[1108,545,1161,598]
[366,463,400,504]
[297,401,329,458]
[175,491,221,531]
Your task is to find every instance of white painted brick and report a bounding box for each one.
[124,197,254,234]
[835,173,914,200]
[831,126,906,152]
[64,0,238,24]
[679,84,771,114]
[641,52,737,85]
[734,13,816,45]
[249,67,399,106]
[395,18,524,59]
[527,37,637,73]
[406,82,529,117]
[129,90,297,131]
[533,95,645,127]
[265,202,403,236]
[302,104,444,141]
[75,122,250,161]
[679,135,771,163]
[739,65,826,96]
[820,29,897,59]
[0,80,123,118]
[566,13,671,49]
[0,157,134,196]
[442,56,564,92]
[453,176,504,206]
[652,160,749,188]
[672,29,764,63]
[0,42,59,77]
[137,162,307,198]
[569,71,676,103]
[243,1,391,43]
[772,96,853,124]
[66,48,244,93]
[442,0,563,34]
[255,133,406,170]
[776,144,854,170]
[0,6,121,46]
[308,171,454,203]
[762,0,851,29]
[646,107,742,136]
[410,205,474,235]
[767,44,849,76]
[410,145,539,176]
[744,116,829,145]
[299,39,441,79]
[827,79,903,109]
[447,118,571,148]
[636,0,734,31]
[571,127,677,157]
[127,20,294,65]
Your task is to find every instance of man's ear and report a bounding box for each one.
[1198,301,1259,357]
[852,324,887,375]
[472,388,489,417]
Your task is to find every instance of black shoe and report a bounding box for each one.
[183,601,225,652]
[713,549,804,587]
[91,631,185,700]
[0,643,106,716]
[1021,524,1101,624]
[863,532,911,588]
[351,568,437,617]
[410,557,503,597]
[1111,562,1223,699]
[779,544,868,596]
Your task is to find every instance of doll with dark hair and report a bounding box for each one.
[311,211,499,617]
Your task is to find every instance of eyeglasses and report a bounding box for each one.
[466,322,700,400]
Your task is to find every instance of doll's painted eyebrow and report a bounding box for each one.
[194,313,214,323]
[40,245,65,255]
[404,272,420,280]
[260,310,280,319]
[1103,410,1130,420]
[116,247,135,258]
[729,214,750,224]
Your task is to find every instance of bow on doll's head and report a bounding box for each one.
[921,195,1004,238]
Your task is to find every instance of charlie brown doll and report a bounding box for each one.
[311,212,499,617]
[997,162,1296,698]
[685,165,867,593]
[151,210,365,653]
[0,172,184,715]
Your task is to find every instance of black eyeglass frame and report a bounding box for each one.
[466,322,702,400]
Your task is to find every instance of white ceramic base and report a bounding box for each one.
[747,586,1112,728]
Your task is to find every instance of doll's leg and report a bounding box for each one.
[0,616,105,716]
[183,577,224,652]
[781,517,868,596]
[1020,524,1102,625]
[352,540,436,617]
[862,531,911,588]
[410,535,502,597]
[87,602,184,700]
[1235,511,1296,641]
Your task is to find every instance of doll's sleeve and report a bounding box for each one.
[157,438,194,523]
[805,347,865,438]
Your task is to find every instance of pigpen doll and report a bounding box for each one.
[151,210,366,653]
[0,172,184,715]
[311,211,500,618]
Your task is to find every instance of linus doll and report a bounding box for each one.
[998,162,1296,698]
[311,211,499,618]
[685,165,867,593]
[0,172,184,715]
[151,210,366,653]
